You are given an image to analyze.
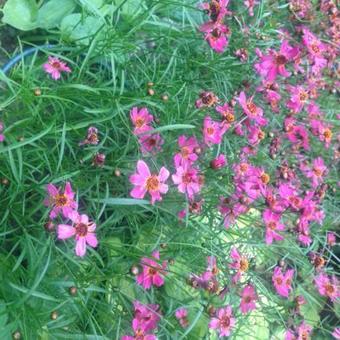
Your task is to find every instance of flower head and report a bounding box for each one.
[314,272,339,302]
[203,116,227,145]
[79,126,99,146]
[130,107,154,135]
[43,56,71,80]
[130,161,169,204]
[240,284,257,314]
[209,305,236,337]
[272,266,294,298]
[263,209,285,244]
[238,91,267,126]
[57,211,98,257]
[229,247,249,283]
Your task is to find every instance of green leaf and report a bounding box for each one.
[37,0,76,29]
[2,0,38,30]
[98,198,150,205]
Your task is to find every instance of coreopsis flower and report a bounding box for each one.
[200,0,231,22]
[254,40,299,82]
[263,209,285,244]
[0,121,5,142]
[172,163,201,199]
[209,306,236,337]
[138,133,164,154]
[44,182,78,219]
[43,56,71,80]
[272,267,294,298]
[203,116,227,145]
[284,119,310,150]
[289,0,312,19]
[248,126,265,145]
[314,272,339,301]
[133,301,160,332]
[333,328,340,339]
[327,232,336,246]
[57,211,98,257]
[200,21,230,53]
[136,251,167,290]
[240,284,257,314]
[244,0,258,16]
[122,319,157,340]
[195,91,219,108]
[173,135,199,167]
[130,160,169,204]
[238,91,267,126]
[286,85,309,114]
[130,107,154,135]
[310,120,332,148]
[229,247,249,283]
[235,48,248,62]
[300,157,327,188]
[210,154,227,169]
[175,308,189,328]
[79,126,99,146]
[92,153,105,167]
[257,81,281,112]
[285,321,313,340]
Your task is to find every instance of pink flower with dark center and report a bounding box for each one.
[238,91,267,126]
[172,163,201,199]
[209,306,236,337]
[229,247,249,283]
[130,160,169,204]
[286,85,309,114]
[122,319,157,340]
[200,21,230,53]
[200,0,231,22]
[257,81,281,112]
[175,308,189,328]
[300,157,327,188]
[216,103,235,126]
[174,135,199,167]
[136,251,167,290]
[130,107,154,135]
[43,56,71,80]
[57,211,98,257]
[314,272,339,302]
[79,126,99,146]
[263,209,285,244]
[327,232,336,246]
[138,133,164,154]
[44,182,78,219]
[247,126,266,145]
[203,116,227,145]
[133,301,160,332]
[272,266,294,298]
[210,154,227,169]
[240,284,257,314]
[254,40,299,82]
[195,91,219,108]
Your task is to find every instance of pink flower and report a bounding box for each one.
[79,126,99,146]
[44,182,78,219]
[200,0,231,22]
[122,319,157,340]
[272,266,294,298]
[254,40,299,82]
[57,211,98,257]
[133,301,160,332]
[175,308,189,328]
[138,133,164,154]
[136,251,167,290]
[209,306,236,337]
[130,161,169,204]
[0,121,5,142]
[238,91,267,126]
[296,322,313,340]
[327,232,336,246]
[43,56,71,80]
[210,154,227,169]
[200,21,230,53]
[174,135,199,167]
[195,91,218,108]
[229,247,249,283]
[203,116,227,145]
[332,327,340,339]
[300,157,327,188]
[240,284,257,314]
[314,272,339,302]
[286,85,309,114]
[172,163,201,199]
[263,209,285,244]
[130,107,154,135]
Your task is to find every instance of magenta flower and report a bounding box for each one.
[285,321,313,340]
[327,232,336,247]
[286,85,309,114]
[122,319,157,340]
[57,211,98,257]
[44,182,78,219]
[210,154,227,169]
[263,209,285,244]
[0,121,5,142]
[229,247,249,283]
[79,126,99,146]
[200,21,230,53]
[133,301,160,332]
[244,0,258,16]
[333,327,340,339]
[254,40,299,82]
[130,107,154,135]
[136,251,167,290]
[314,272,339,302]
[130,160,169,204]
[43,56,71,80]
[240,284,257,314]
[272,267,294,298]
[238,91,267,126]
[173,135,199,167]
[138,133,164,154]
[300,157,327,188]
[172,163,201,199]
[175,308,189,328]
[200,0,231,22]
[209,306,236,337]
[203,116,227,146]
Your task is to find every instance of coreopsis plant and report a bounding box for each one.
[0,0,338,339]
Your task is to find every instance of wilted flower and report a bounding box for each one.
[210,154,227,169]
[79,126,99,146]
